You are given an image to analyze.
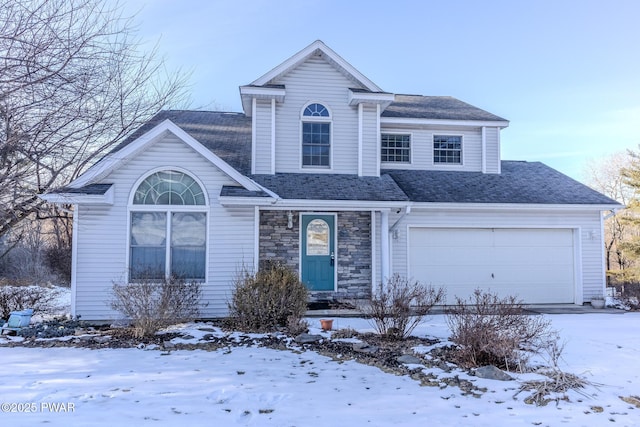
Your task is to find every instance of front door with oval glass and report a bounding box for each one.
[301,214,335,291]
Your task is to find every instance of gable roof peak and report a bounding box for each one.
[248,40,383,93]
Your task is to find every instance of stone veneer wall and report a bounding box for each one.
[259,210,372,300]
[335,211,372,300]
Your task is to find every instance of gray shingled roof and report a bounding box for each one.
[382,95,507,122]
[80,110,618,207]
[384,161,619,205]
[52,183,112,195]
[112,110,252,175]
[251,174,409,201]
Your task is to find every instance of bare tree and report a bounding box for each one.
[0,0,188,238]
[584,152,637,276]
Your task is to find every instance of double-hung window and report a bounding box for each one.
[433,135,462,164]
[302,103,331,167]
[129,170,207,282]
[381,134,411,163]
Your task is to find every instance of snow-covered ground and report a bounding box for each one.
[0,296,638,426]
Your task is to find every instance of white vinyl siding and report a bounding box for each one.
[73,135,256,320]
[361,104,379,176]
[379,126,483,171]
[271,56,360,174]
[253,99,273,174]
[387,207,605,304]
[484,126,501,173]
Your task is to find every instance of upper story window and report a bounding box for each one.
[381,134,411,163]
[433,135,462,164]
[130,170,207,282]
[302,103,331,167]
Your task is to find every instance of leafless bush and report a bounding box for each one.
[0,280,60,319]
[445,289,555,370]
[357,274,444,340]
[227,262,308,333]
[110,276,205,338]
[515,337,591,406]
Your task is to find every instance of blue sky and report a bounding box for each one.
[124,0,640,181]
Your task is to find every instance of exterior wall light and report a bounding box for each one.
[287,211,294,229]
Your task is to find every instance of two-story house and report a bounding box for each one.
[43,41,620,320]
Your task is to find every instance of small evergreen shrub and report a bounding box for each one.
[110,276,204,338]
[445,289,555,370]
[357,274,444,340]
[227,263,308,333]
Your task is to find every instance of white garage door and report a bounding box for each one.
[408,228,575,304]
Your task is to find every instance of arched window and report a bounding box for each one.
[129,170,207,281]
[133,170,206,205]
[301,103,331,167]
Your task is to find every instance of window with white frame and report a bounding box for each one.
[433,135,462,164]
[302,103,331,167]
[130,170,207,281]
[381,134,411,163]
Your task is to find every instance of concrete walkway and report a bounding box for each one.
[306,304,628,317]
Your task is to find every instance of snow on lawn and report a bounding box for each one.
[0,313,639,427]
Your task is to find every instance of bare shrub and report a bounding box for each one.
[0,281,60,319]
[357,274,444,340]
[445,289,554,370]
[227,263,308,333]
[110,276,205,338]
[515,337,590,406]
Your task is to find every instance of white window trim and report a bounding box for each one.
[127,168,209,283]
[380,132,413,165]
[300,101,333,170]
[432,134,464,166]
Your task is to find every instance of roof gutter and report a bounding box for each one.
[389,205,412,233]
[603,207,625,221]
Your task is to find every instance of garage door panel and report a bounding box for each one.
[411,228,494,247]
[408,228,575,304]
[493,247,574,266]
[492,266,574,284]
[413,266,494,285]
[493,229,573,247]
[419,248,496,266]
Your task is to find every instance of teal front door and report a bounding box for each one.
[301,214,335,291]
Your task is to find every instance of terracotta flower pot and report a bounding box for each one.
[320,319,333,331]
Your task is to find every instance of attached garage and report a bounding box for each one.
[408,228,576,304]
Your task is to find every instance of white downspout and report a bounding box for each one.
[380,209,390,289]
[70,205,78,318]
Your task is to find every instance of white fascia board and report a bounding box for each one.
[219,197,406,210]
[218,196,276,207]
[40,186,114,205]
[381,117,510,128]
[250,40,383,92]
[410,202,622,211]
[348,90,395,109]
[239,86,286,116]
[270,199,407,210]
[239,86,286,99]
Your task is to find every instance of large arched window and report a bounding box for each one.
[301,103,331,168]
[129,170,207,281]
